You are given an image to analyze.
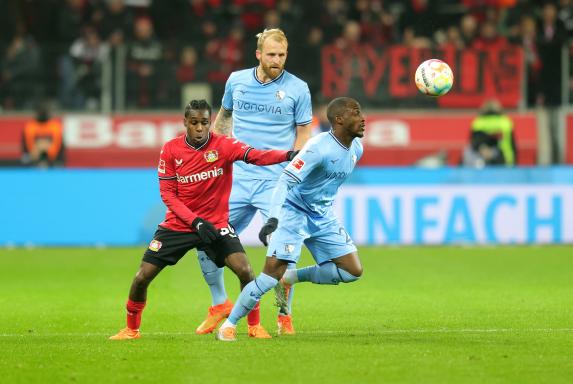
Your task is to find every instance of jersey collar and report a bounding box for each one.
[253,67,285,86]
[329,130,350,151]
[185,132,211,150]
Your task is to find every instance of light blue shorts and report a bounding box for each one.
[228,178,276,234]
[266,203,357,264]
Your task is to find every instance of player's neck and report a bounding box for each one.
[256,65,281,84]
[332,130,353,148]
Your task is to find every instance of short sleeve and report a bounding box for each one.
[283,142,322,183]
[294,84,313,126]
[221,75,234,111]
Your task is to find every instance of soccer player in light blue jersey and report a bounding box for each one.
[217,97,365,341]
[195,28,313,338]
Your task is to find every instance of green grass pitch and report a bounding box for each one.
[1,246,572,383]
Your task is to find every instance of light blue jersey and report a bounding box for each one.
[266,131,363,263]
[269,131,364,219]
[222,67,313,180]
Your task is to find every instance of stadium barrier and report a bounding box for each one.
[0,111,538,167]
[1,167,571,247]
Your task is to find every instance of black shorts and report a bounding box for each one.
[142,225,244,268]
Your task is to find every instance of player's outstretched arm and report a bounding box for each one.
[213,107,233,136]
[243,148,298,166]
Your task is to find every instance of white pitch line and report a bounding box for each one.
[1,328,573,337]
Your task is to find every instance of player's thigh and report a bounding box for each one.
[143,226,200,268]
[201,224,246,269]
[250,179,278,220]
[305,218,357,265]
[229,178,257,233]
[266,205,308,263]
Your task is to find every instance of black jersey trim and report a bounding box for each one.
[253,67,285,86]
[185,132,211,151]
[296,119,313,126]
[159,176,177,180]
[329,130,350,151]
[284,169,301,183]
[243,147,254,163]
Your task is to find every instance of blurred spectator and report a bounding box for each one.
[99,0,135,47]
[59,26,109,110]
[0,33,41,109]
[537,1,567,106]
[463,99,517,167]
[56,0,88,50]
[126,17,162,108]
[472,21,509,50]
[436,25,465,49]
[510,14,541,106]
[558,0,573,37]
[291,26,324,98]
[459,14,478,47]
[205,24,245,83]
[176,46,199,83]
[335,20,363,49]
[22,102,64,168]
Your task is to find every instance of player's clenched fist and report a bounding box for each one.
[192,217,221,244]
[258,217,278,246]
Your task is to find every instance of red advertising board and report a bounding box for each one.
[0,112,537,167]
[359,112,537,166]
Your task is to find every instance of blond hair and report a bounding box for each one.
[256,28,288,51]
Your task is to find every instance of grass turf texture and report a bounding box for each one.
[1,246,572,383]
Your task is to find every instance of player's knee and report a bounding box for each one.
[338,267,362,283]
[234,264,255,286]
[133,270,152,288]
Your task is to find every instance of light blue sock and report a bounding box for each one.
[296,262,360,285]
[279,263,296,315]
[197,250,227,306]
[228,273,278,325]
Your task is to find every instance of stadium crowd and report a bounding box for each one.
[0,0,571,110]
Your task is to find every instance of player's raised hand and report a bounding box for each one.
[192,217,221,245]
[258,217,279,246]
[286,150,299,161]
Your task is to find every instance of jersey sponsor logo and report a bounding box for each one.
[175,158,183,167]
[177,166,223,184]
[291,158,305,172]
[148,240,162,252]
[234,100,282,115]
[275,90,286,101]
[204,150,218,163]
[326,171,347,180]
[158,159,166,174]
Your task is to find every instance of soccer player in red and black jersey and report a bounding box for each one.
[109,99,298,340]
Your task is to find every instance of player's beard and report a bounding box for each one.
[260,62,284,80]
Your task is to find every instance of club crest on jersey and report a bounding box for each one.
[148,240,162,252]
[284,244,294,254]
[275,90,286,101]
[291,158,305,172]
[158,159,166,174]
[204,150,218,163]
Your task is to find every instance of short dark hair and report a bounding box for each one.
[184,99,212,118]
[326,97,356,125]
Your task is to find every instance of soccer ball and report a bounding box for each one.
[414,59,454,97]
